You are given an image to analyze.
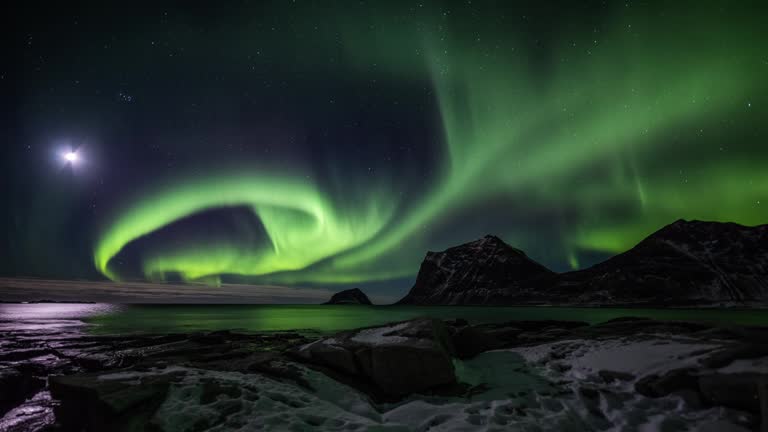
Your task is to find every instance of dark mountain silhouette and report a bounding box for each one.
[396,235,553,305]
[397,220,768,307]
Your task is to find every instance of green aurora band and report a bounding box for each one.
[94,3,768,285]
[94,172,397,283]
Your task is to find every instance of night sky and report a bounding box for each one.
[3,1,767,301]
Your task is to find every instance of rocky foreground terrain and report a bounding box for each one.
[398,220,768,307]
[1,316,767,431]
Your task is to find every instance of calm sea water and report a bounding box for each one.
[2,303,767,335]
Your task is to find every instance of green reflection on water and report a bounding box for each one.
[85,305,768,335]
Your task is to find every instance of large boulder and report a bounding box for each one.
[323,288,373,305]
[293,318,456,398]
[451,320,588,359]
[49,369,185,432]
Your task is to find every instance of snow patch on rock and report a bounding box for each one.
[349,322,411,345]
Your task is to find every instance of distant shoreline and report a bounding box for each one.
[0,300,97,304]
[3,301,767,310]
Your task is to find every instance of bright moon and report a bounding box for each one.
[64,151,78,163]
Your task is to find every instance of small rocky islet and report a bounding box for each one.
[323,288,373,305]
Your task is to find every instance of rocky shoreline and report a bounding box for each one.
[1,317,767,431]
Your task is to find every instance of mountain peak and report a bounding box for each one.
[442,234,525,256]
[398,221,768,307]
[398,235,552,305]
[644,219,764,245]
[559,219,768,306]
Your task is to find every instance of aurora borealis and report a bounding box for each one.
[4,1,768,299]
